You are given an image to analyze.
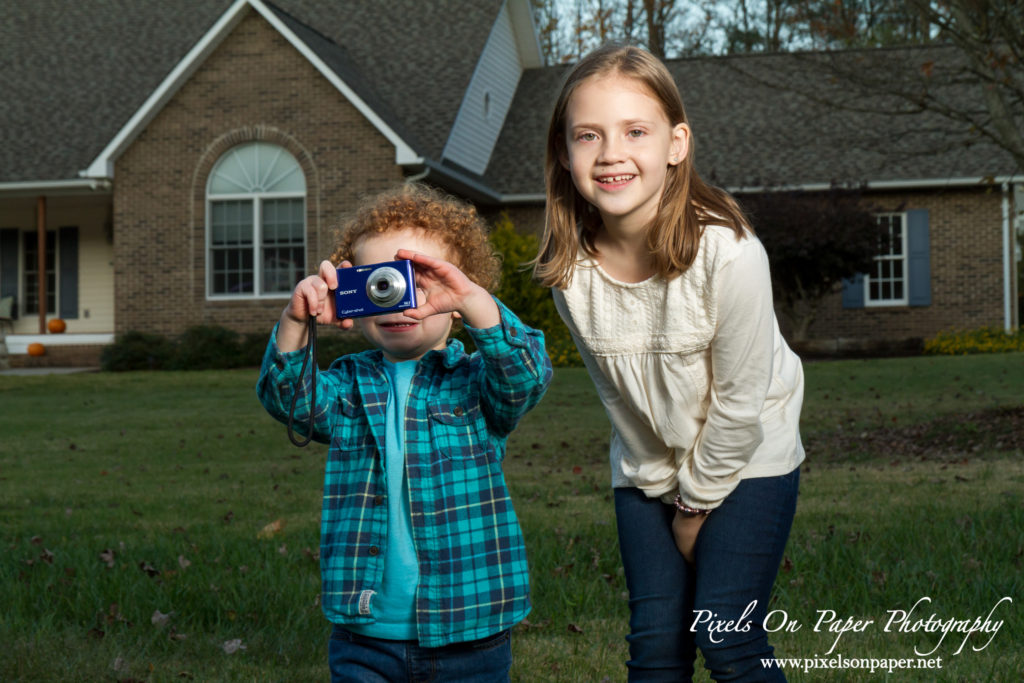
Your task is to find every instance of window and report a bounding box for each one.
[23,230,56,315]
[206,142,306,297]
[865,213,908,306]
[842,209,930,309]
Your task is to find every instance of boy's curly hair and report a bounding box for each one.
[330,183,501,292]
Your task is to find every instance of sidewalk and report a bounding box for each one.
[0,367,100,376]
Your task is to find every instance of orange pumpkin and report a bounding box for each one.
[48,318,67,334]
[27,342,46,356]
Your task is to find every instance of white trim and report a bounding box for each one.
[505,0,544,69]
[0,179,112,195]
[729,175,1022,194]
[1002,183,1013,331]
[80,0,421,180]
[6,334,115,354]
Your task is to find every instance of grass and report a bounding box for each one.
[1,353,1022,681]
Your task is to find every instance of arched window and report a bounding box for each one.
[206,142,306,297]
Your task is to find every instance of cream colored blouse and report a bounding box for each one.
[552,225,805,509]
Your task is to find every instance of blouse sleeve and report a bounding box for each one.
[677,237,774,509]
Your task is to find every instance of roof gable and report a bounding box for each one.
[82,0,422,179]
[1,0,503,186]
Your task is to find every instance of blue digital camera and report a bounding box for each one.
[334,259,418,318]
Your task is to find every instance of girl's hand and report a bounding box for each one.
[671,510,707,565]
[395,249,499,329]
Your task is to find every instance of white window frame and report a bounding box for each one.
[864,212,909,307]
[205,143,306,300]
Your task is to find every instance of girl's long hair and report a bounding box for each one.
[534,44,750,289]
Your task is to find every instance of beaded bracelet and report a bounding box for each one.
[673,494,711,517]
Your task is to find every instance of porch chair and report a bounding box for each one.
[0,296,13,335]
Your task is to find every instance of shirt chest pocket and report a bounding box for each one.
[427,400,488,461]
[335,396,375,451]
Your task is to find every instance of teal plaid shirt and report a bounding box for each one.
[256,299,552,647]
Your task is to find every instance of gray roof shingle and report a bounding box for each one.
[0,0,502,183]
[0,0,232,182]
[486,45,1020,196]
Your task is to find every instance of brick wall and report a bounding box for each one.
[113,10,403,338]
[807,188,1006,345]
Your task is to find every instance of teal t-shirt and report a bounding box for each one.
[347,358,419,639]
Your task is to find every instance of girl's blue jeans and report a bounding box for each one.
[614,467,800,682]
[328,625,511,682]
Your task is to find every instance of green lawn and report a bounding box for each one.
[1,354,1021,681]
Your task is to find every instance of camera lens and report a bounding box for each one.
[365,266,406,307]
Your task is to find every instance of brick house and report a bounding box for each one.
[0,0,1019,365]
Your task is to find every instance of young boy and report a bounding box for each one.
[256,184,552,682]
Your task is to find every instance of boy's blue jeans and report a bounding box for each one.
[614,467,799,682]
[328,625,512,682]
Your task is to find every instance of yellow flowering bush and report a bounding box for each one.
[923,326,1024,355]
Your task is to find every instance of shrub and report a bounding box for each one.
[169,325,246,370]
[923,326,1024,355]
[101,331,175,371]
[489,212,581,367]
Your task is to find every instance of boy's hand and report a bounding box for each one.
[278,260,354,352]
[396,249,500,329]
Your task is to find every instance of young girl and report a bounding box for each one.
[535,45,805,681]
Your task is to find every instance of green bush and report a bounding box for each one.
[923,326,1024,355]
[169,325,246,370]
[489,212,581,367]
[100,330,175,371]
[104,327,268,371]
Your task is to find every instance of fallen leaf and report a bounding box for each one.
[222,639,246,654]
[151,610,172,628]
[138,561,160,578]
[178,555,191,570]
[257,519,285,539]
[567,623,584,634]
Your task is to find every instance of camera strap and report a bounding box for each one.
[286,314,317,447]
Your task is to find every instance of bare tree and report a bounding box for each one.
[719,1,1022,171]
[907,0,1024,169]
[529,0,715,64]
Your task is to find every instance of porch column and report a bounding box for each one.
[37,195,46,334]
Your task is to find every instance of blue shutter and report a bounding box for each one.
[59,226,79,319]
[906,209,930,306]
[842,273,865,309]
[0,228,18,318]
